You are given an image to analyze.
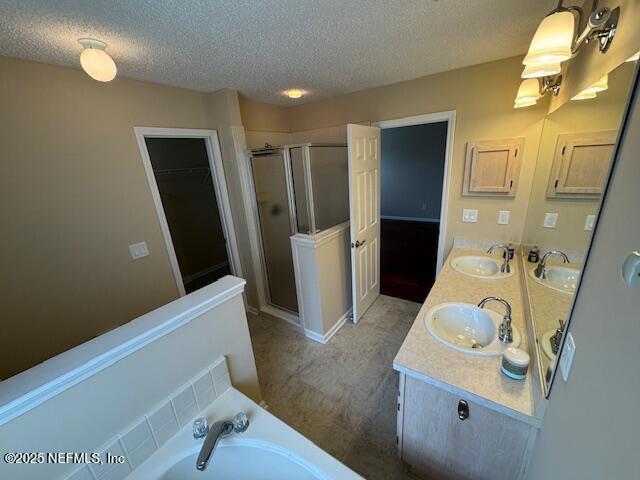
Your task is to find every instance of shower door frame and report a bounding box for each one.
[243,148,301,326]
[242,143,348,327]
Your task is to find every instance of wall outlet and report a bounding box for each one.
[584,214,596,231]
[129,241,150,260]
[559,332,576,382]
[543,212,558,229]
[462,209,478,223]
[498,210,510,225]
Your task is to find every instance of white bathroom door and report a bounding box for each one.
[348,124,381,323]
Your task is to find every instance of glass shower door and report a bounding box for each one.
[250,153,299,314]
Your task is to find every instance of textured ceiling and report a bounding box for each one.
[0,0,559,104]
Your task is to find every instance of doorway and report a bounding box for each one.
[375,112,455,303]
[135,128,242,296]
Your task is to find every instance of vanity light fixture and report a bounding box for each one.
[571,74,608,101]
[78,38,117,82]
[514,79,541,108]
[521,1,620,80]
[626,52,640,62]
[284,89,305,99]
[513,76,562,109]
[571,90,598,101]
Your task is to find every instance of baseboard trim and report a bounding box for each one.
[246,306,259,316]
[304,308,351,344]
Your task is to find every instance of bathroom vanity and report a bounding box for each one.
[393,247,541,480]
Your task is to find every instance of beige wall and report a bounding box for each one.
[526,65,639,480]
[0,57,258,379]
[0,281,260,480]
[206,89,260,309]
[522,61,636,255]
[239,95,291,148]
[284,56,547,255]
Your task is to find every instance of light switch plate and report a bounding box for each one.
[462,209,478,223]
[498,210,510,225]
[584,214,596,231]
[543,212,558,229]
[129,241,150,260]
[559,332,576,382]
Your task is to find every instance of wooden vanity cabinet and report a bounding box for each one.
[397,374,537,480]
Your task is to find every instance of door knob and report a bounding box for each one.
[353,239,366,248]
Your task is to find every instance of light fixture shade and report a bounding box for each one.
[523,10,574,66]
[626,52,640,62]
[571,90,597,101]
[515,79,541,104]
[521,62,562,79]
[79,39,117,82]
[514,99,537,109]
[586,74,608,93]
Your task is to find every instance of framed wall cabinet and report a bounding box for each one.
[463,138,524,197]
[546,130,617,198]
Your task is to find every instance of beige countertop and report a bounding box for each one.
[393,247,540,426]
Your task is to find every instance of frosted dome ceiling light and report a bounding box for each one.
[284,89,305,99]
[78,38,117,82]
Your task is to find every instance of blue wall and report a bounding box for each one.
[381,122,447,221]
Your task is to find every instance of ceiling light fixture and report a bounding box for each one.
[78,38,117,82]
[284,89,305,99]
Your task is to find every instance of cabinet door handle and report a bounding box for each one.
[458,400,469,420]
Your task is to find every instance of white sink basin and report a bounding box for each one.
[528,266,579,294]
[424,302,521,356]
[450,256,514,279]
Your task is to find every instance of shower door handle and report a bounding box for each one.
[353,239,366,248]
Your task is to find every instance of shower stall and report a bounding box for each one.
[247,144,349,318]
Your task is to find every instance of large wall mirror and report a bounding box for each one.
[522,59,637,396]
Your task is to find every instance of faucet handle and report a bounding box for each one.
[233,412,249,433]
[193,417,209,439]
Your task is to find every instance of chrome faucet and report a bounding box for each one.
[487,244,511,273]
[478,297,513,343]
[534,250,569,279]
[194,412,249,471]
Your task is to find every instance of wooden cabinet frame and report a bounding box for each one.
[546,130,617,199]
[463,138,524,197]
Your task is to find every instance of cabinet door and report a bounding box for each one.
[547,131,617,197]
[401,376,532,480]
[463,138,523,196]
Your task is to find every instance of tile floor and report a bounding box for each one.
[248,295,422,480]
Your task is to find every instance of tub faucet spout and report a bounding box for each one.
[194,412,249,471]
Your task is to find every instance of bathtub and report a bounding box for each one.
[127,387,363,479]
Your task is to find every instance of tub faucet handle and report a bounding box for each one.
[233,412,249,433]
[193,417,209,439]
